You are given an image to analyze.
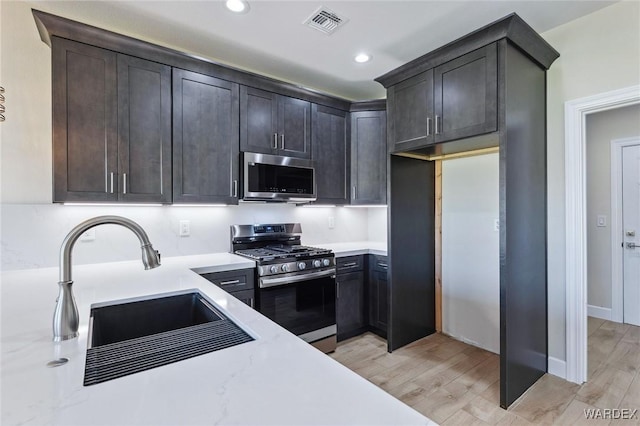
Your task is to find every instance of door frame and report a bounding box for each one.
[611,137,640,323]
[564,85,640,384]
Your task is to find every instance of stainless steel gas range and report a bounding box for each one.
[231,223,337,353]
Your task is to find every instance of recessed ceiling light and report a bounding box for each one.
[354,53,371,63]
[226,0,250,14]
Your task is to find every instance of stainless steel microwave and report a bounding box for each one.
[242,152,316,202]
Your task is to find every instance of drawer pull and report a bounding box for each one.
[377,262,388,269]
[220,279,241,286]
[342,262,358,267]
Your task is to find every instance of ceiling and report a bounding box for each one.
[28,0,617,101]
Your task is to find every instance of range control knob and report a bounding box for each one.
[322,258,331,267]
[281,264,291,273]
[313,260,321,268]
[298,262,306,270]
[269,265,278,274]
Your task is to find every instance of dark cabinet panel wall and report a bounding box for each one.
[117,54,172,203]
[52,37,171,203]
[52,37,118,202]
[240,86,311,159]
[378,14,558,409]
[351,111,387,205]
[312,105,349,205]
[173,69,240,204]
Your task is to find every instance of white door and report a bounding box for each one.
[623,144,640,326]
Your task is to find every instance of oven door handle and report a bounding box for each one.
[259,269,336,289]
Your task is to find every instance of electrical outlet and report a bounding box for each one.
[179,220,190,237]
[494,219,500,232]
[79,228,95,242]
[328,216,335,229]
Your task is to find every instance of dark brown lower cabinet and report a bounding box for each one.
[368,255,389,338]
[336,271,365,341]
[336,254,388,342]
[200,269,255,308]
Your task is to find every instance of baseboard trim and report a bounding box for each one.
[548,356,566,379]
[587,305,612,321]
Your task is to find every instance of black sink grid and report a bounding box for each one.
[84,292,254,386]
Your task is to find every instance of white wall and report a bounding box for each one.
[542,0,640,363]
[585,105,640,311]
[441,153,499,354]
[1,203,370,270]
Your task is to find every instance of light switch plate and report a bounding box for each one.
[596,215,607,227]
[179,220,190,237]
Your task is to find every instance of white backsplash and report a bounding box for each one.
[1,203,388,270]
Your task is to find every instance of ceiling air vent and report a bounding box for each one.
[303,6,349,35]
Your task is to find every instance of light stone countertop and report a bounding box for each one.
[315,241,388,257]
[0,251,432,426]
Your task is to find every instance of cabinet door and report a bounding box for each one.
[312,105,349,204]
[52,38,117,202]
[434,44,498,143]
[240,86,278,155]
[336,271,365,341]
[369,256,389,335]
[173,69,240,204]
[351,111,387,205]
[387,69,434,153]
[117,54,172,203]
[230,289,255,309]
[278,95,311,159]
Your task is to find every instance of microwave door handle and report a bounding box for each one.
[259,269,336,288]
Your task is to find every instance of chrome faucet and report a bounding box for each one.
[53,215,161,342]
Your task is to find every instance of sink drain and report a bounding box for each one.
[47,358,69,368]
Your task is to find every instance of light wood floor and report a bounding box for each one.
[329,318,640,425]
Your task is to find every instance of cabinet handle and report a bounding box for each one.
[336,281,340,299]
[249,298,255,309]
[281,134,285,150]
[377,262,388,269]
[426,117,432,136]
[342,262,358,267]
[352,186,357,200]
[220,279,241,286]
[435,115,441,135]
[109,172,114,194]
[232,180,238,198]
[123,173,127,194]
[273,133,278,149]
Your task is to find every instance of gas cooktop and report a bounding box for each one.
[235,245,332,262]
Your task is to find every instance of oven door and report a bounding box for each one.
[257,269,336,342]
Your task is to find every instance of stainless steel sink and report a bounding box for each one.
[84,290,254,386]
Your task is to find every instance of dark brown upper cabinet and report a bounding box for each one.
[350,110,387,205]
[240,86,311,159]
[52,38,171,203]
[117,54,172,203]
[173,69,240,204]
[52,38,118,202]
[434,44,497,143]
[312,105,349,205]
[387,44,497,153]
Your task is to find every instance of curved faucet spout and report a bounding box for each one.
[53,215,161,342]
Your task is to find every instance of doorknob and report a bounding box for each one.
[626,242,639,249]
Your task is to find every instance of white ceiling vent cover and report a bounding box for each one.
[303,7,349,35]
